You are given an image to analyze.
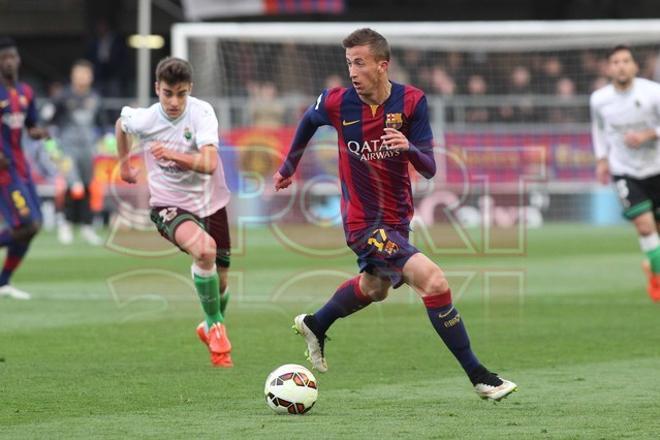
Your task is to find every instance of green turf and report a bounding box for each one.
[1,224,660,439]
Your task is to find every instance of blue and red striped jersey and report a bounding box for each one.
[0,82,37,183]
[279,81,436,232]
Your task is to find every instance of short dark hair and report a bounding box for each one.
[72,59,94,71]
[342,28,390,61]
[0,37,17,51]
[155,57,193,84]
[607,44,636,61]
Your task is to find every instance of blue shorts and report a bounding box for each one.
[0,177,42,228]
[346,225,420,289]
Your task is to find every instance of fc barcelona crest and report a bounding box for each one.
[385,113,403,130]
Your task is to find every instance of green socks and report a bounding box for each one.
[646,247,660,274]
[640,233,660,274]
[192,265,223,328]
[220,290,230,317]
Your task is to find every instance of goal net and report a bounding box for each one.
[172,21,660,230]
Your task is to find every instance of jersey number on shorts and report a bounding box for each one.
[367,228,388,251]
[11,190,30,216]
[159,207,178,223]
[615,179,630,207]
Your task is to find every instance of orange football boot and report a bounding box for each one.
[196,322,234,367]
[642,260,660,302]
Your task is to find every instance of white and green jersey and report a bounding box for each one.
[590,77,660,179]
[120,96,230,218]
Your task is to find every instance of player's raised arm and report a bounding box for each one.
[274,92,330,190]
[115,117,138,184]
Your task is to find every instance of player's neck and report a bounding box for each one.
[613,78,634,92]
[361,80,392,106]
[0,76,17,89]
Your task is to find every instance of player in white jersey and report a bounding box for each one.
[115,57,233,366]
[590,45,660,301]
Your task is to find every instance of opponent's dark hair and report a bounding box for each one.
[0,37,17,51]
[72,59,94,71]
[155,57,193,84]
[607,44,636,62]
[342,28,390,61]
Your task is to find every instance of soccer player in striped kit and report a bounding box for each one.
[116,57,233,367]
[274,28,516,400]
[0,37,49,300]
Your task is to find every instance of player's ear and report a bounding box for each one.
[154,81,159,96]
[379,60,389,73]
[188,82,193,94]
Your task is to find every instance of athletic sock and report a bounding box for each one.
[0,242,30,286]
[219,288,230,316]
[423,290,481,376]
[313,276,372,335]
[640,233,660,274]
[191,263,223,328]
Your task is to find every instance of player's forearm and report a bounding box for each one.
[115,119,132,162]
[279,109,319,178]
[167,150,217,174]
[408,143,436,179]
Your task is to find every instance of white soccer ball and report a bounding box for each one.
[264,364,318,415]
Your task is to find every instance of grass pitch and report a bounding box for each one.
[1,223,659,439]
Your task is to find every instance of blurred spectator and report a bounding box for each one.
[465,74,490,123]
[548,77,583,123]
[429,66,456,96]
[85,19,128,98]
[48,60,106,245]
[535,55,564,94]
[498,65,536,122]
[248,81,285,128]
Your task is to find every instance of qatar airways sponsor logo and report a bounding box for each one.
[347,140,400,161]
[1,112,26,129]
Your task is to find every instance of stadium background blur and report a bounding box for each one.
[4,0,660,230]
[3,1,660,438]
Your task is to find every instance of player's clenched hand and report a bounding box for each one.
[150,143,173,161]
[273,171,293,191]
[381,128,409,151]
[623,131,645,149]
[595,158,610,185]
[120,162,139,184]
[0,153,8,170]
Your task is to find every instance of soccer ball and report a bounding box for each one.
[264,364,318,415]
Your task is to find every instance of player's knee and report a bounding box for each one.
[425,271,449,296]
[360,279,389,302]
[638,223,657,236]
[365,286,388,302]
[200,246,217,264]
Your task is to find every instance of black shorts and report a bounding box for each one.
[612,174,660,220]
[150,206,231,268]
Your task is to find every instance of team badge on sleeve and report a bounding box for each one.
[385,113,403,129]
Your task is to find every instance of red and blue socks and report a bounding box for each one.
[423,290,481,376]
[0,242,30,287]
[313,276,373,335]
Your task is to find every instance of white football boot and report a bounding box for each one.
[0,284,32,300]
[293,314,328,373]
